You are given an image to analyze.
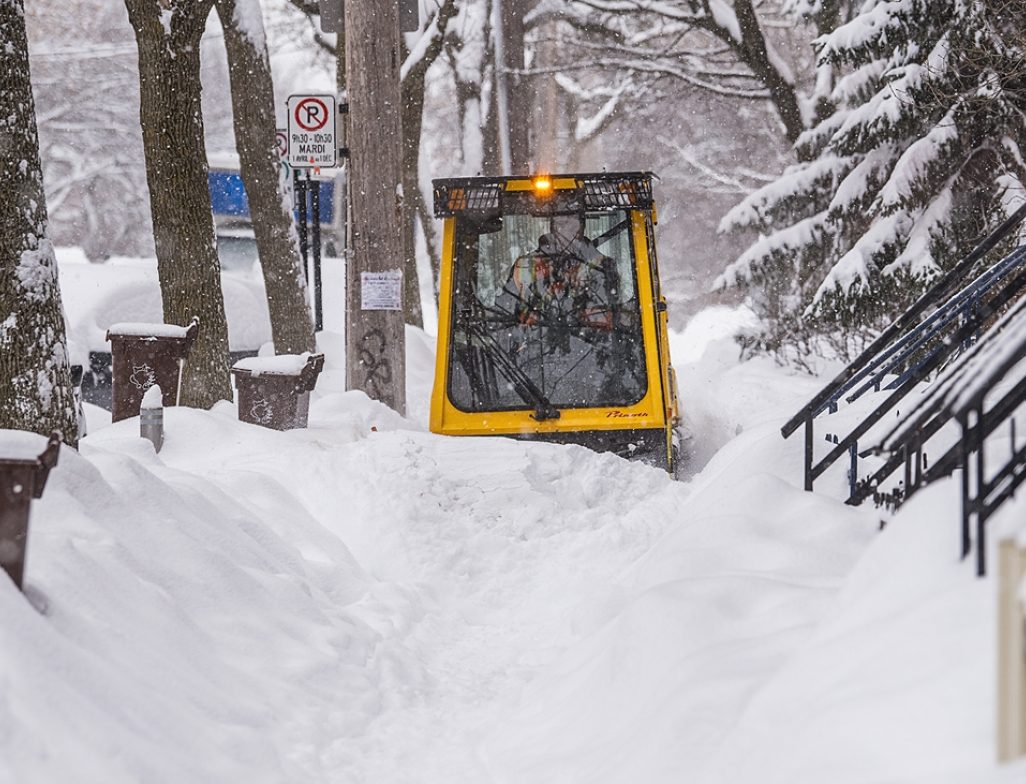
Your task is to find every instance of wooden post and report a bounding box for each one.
[343,0,406,415]
[997,538,1026,762]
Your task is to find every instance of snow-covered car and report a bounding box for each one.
[57,248,274,409]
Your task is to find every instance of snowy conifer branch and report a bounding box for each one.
[719,0,1026,361]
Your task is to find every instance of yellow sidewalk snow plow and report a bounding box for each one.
[429,172,682,473]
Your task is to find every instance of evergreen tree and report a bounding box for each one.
[717,0,1026,361]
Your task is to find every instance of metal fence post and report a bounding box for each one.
[804,412,814,491]
[140,385,164,452]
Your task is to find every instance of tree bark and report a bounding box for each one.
[124,0,232,407]
[400,80,425,328]
[0,0,78,445]
[215,0,315,354]
[502,0,532,172]
[724,0,805,145]
[535,26,563,171]
[344,0,406,414]
[400,0,458,327]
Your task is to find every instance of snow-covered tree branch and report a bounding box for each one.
[717,0,1026,360]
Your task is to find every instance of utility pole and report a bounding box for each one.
[343,1,406,415]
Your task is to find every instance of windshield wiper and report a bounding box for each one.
[591,219,629,249]
[463,320,560,421]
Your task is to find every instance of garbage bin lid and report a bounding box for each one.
[0,430,53,464]
[232,352,321,377]
[107,322,194,339]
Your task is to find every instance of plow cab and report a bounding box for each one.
[429,172,682,472]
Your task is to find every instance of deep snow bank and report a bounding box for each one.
[2,309,1024,783]
[0,339,686,782]
[480,314,1026,784]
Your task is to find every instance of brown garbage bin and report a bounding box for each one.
[231,353,325,430]
[0,432,60,591]
[107,319,199,422]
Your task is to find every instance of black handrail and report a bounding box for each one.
[806,254,1026,493]
[915,382,1026,576]
[874,289,1026,459]
[843,246,1026,404]
[855,294,1026,574]
[782,201,1026,439]
[851,290,1026,506]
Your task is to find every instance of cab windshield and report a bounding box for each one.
[447,208,647,415]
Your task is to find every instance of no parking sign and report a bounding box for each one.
[286,94,337,169]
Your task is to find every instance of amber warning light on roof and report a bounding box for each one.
[532,175,553,196]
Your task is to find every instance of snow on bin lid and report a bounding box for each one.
[107,322,194,339]
[0,430,53,463]
[233,352,317,376]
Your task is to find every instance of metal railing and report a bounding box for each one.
[781,203,1026,493]
[855,292,1026,574]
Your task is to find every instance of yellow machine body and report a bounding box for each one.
[429,172,681,471]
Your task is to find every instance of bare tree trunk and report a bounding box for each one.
[401,0,458,327]
[344,1,406,414]
[502,0,532,173]
[400,93,425,327]
[535,28,562,172]
[124,0,232,407]
[732,0,804,145]
[215,0,315,354]
[0,0,78,445]
[482,66,502,175]
[413,185,441,300]
[481,26,502,176]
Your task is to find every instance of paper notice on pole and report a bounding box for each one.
[361,270,403,310]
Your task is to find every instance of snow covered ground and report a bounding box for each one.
[2,306,1026,783]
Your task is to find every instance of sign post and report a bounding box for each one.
[286,94,337,170]
[286,94,337,332]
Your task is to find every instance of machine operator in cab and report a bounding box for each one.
[501,214,618,332]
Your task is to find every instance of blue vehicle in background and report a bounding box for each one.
[207,153,344,271]
[71,153,343,413]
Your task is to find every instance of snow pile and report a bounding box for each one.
[2,309,1024,782]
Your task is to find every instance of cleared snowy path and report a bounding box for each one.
[158,407,688,781]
